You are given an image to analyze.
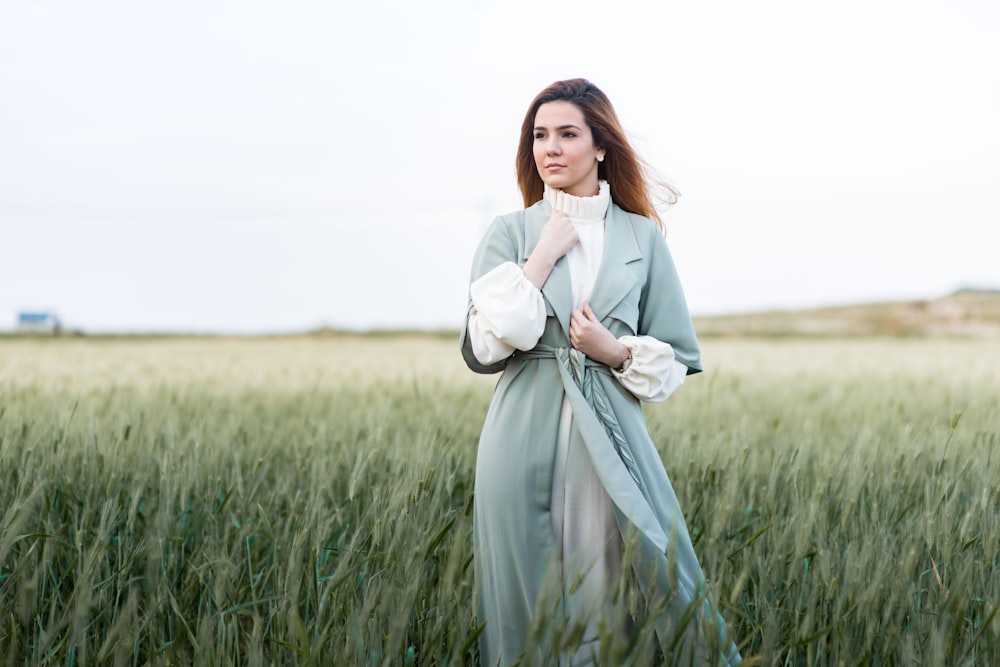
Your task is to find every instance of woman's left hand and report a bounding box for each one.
[570,302,630,369]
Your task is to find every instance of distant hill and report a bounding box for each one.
[5,290,998,340]
[693,289,1000,337]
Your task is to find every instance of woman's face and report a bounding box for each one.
[532,101,603,198]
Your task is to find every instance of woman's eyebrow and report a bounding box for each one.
[533,124,583,132]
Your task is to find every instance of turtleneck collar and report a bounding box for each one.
[544,180,610,223]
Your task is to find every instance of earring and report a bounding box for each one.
[597,153,605,162]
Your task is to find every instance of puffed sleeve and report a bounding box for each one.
[460,214,535,374]
[611,335,689,402]
[467,262,546,365]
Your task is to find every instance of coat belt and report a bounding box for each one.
[511,345,641,486]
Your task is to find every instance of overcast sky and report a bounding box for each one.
[2,0,998,333]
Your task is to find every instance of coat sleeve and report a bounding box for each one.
[459,213,525,374]
[636,223,703,375]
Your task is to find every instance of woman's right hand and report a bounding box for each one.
[535,211,579,264]
[523,211,577,289]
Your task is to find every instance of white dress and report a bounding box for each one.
[467,181,689,661]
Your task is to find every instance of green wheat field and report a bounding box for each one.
[1,335,998,666]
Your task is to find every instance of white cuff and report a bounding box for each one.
[612,335,687,402]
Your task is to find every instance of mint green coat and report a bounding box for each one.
[461,199,740,666]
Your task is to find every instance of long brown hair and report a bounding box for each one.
[515,78,676,230]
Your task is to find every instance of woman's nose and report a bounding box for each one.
[546,138,561,154]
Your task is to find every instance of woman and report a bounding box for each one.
[461,79,741,666]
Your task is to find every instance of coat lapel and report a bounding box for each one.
[588,203,643,322]
[524,199,643,336]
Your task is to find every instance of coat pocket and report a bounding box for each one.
[606,290,640,336]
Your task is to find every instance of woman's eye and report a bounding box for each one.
[534,132,545,140]
[563,132,576,138]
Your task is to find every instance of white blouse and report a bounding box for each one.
[467,181,688,403]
